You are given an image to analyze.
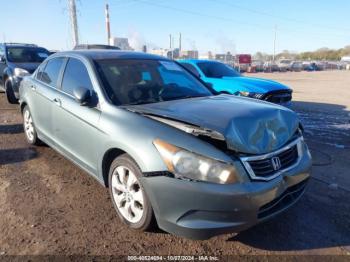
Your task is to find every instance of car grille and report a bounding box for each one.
[240,138,302,181]
[248,145,298,177]
[257,178,309,219]
[263,90,292,104]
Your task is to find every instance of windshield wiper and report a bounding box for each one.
[165,95,205,101]
[124,100,158,106]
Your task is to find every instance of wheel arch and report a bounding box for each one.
[101,148,127,187]
[3,74,9,83]
[20,101,28,113]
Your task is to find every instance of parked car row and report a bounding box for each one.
[249,59,348,73]
[1,43,312,240]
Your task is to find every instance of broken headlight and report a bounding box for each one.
[238,91,265,99]
[153,139,239,184]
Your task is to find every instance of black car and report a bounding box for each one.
[0,43,50,104]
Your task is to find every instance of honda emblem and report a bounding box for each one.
[271,157,282,171]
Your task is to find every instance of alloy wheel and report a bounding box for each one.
[24,109,35,142]
[111,166,145,223]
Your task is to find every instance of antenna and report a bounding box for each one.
[105,3,111,45]
[68,0,79,46]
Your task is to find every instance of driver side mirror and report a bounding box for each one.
[73,86,91,105]
[0,55,5,63]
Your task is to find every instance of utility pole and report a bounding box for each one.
[105,3,111,45]
[169,34,173,59]
[273,25,277,61]
[179,33,182,51]
[68,0,79,46]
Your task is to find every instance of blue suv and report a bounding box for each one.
[180,59,292,107]
[0,43,50,104]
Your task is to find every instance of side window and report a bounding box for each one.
[181,63,201,78]
[36,62,47,81]
[61,58,93,95]
[40,58,65,88]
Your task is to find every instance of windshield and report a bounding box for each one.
[94,59,212,106]
[6,47,50,63]
[197,62,240,78]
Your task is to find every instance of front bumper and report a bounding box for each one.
[141,141,311,240]
[262,90,293,107]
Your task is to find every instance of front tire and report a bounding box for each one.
[22,106,40,145]
[5,80,19,104]
[108,154,154,231]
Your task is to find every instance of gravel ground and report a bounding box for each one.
[0,71,349,257]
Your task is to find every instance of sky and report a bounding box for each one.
[1,0,350,54]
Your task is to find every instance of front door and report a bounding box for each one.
[52,58,102,174]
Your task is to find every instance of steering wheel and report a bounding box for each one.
[158,83,180,101]
[128,84,161,103]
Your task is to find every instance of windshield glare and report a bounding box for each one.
[95,59,212,106]
[6,47,50,63]
[197,62,240,78]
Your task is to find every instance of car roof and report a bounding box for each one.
[2,43,45,49]
[52,50,169,61]
[179,59,220,64]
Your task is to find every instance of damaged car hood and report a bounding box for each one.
[126,95,300,155]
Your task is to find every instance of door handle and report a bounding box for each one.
[53,98,61,107]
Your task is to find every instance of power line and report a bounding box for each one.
[208,0,350,32]
[135,0,349,40]
[134,0,270,30]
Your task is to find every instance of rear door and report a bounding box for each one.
[28,57,66,142]
[52,57,102,174]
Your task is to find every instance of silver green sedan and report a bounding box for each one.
[19,51,312,239]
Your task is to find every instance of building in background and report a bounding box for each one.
[179,50,198,59]
[199,51,214,60]
[149,48,181,59]
[215,52,234,63]
[149,48,171,58]
[109,37,133,50]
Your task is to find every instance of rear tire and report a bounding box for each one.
[22,106,40,145]
[5,80,19,104]
[108,154,154,231]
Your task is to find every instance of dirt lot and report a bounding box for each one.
[0,71,349,256]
